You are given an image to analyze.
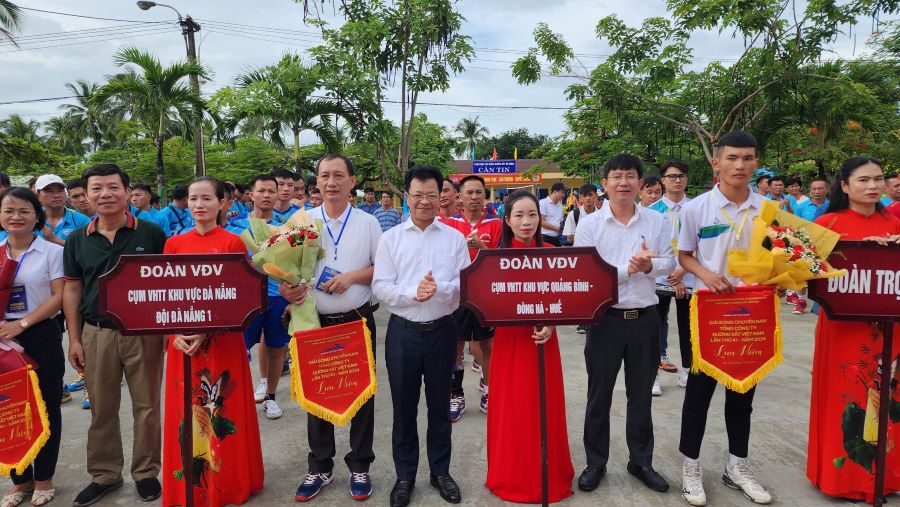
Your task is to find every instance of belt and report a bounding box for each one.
[318,303,372,325]
[84,318,117,330]
[391,314,453,332]
[606,307,652,320]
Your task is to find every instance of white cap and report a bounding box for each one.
[35,174,66,192]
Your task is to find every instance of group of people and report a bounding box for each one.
[1,129,899,507]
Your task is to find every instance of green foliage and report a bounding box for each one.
[474,128,550,160]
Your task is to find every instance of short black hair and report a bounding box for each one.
[223,181,235,193]
[0,173,11,188]
[442,178,460,192]
[364,186,375,193]
[770,176,786,185]
[305,176,317,187]
[788,176,803,186]
[659,160,688,175]
[315,154,356,176]
[715,131,758,155]
[82,163,130,188]
[578,183,596,195]
[233,183,246,193]
[809,176,830,186]
[132,183,152,195]
[404,165,444,193]
[0,187,46,231]
[603,154,644,179]
[309,187,321,195]
[755,175,771,186]
[271,168,295,180]
[67,178,85,191]
[886,173,899,182]
[150,193,160,205]
[172,185,188,201]
[459,174,486,190]
[290,172,303,182]
[641,176,662,190]
[551,182,566,193]
[250,174,277,191]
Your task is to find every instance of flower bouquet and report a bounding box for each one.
[727,199,846,290]
[240,210,324,335]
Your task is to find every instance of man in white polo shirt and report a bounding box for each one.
[676,131,772,506]
[539,182,566,246]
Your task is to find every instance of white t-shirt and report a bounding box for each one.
[539,196,564,236]
[648,195,695,288]
[308,204,383,315]
[562,206,596,238]
[2,236,64,320]
[677,185,764,290]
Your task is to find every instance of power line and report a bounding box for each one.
[20,7,161,24]
[0,22,169,44]
[0,28,175,54]
[0,25,174,47]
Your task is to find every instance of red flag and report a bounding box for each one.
[492,148,497,160]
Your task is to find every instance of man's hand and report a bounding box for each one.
[699,269,735,294]
[667,267,686,286]
[173,334,208,357]
[278,281,309,305]
[465,229,487,250]
[673,281,689,299]
[322,272,355,294]
[68,341,85,372]
[415,270,438,302]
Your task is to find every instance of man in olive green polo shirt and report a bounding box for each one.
[63,164,167,507]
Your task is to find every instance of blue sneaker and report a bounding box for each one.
[61,385,72,404]
[449,394,466,423]
[350,472,372,501]
[82,389,91,410]
[66,372,86,391]
[295,472,334,502]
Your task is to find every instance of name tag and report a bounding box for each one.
[315,266,342,292]
[7,286,26,313]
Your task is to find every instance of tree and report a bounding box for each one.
[93,47,207,201]
[0,114,41,144]
[0,0,22,45]
[512,1,900,162]
[453,116,488,158]
[59,80,119,153]
[44,115,86,156]
[219,53,344,176]
[474,128,550,160]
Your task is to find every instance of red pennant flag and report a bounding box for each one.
[492,148,497,160]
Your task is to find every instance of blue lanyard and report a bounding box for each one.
[321,206,351,261]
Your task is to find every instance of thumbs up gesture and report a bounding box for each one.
[415,270,438,302]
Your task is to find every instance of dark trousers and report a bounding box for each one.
[657,294,692,367]
[10,318,64,484]
[306,311,376,474]
[583,308,659,468]
[679,371,756,460]
[385,315,456,481]
[541,234,561,247]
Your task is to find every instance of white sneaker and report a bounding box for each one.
[682,459,707,506]
[651,375,662,396]
[262,399,283,419]
[723,458,772,504]
[678,368,689,388]
[254,380,268,403]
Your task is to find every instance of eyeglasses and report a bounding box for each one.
[0,209,35,217]
[663,174,688,181]
[408,193,439,201]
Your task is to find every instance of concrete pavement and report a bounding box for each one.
[24,304,869,506]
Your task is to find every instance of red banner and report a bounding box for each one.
[0,367,50,475]
[289,320,376,427]
[460,247,618,326]
[690,286,782,393]
[98,253,266,335]
[808,241,900,321]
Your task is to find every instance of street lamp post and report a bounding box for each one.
[136,1,206,177]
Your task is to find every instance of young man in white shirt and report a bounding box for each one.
[648,160,694,391]
[539,182,566,246]
[373,165,470,507]
[574,154,675,495]
[280,154,383,502]
[676,131,772,506]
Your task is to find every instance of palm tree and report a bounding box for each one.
[453,116,489,159]
[59,80,119,153]
[44,114,86,155]
[0,0,22,45]
[233,53,344,174]
[93,47,206,200]
[0,114,42,143]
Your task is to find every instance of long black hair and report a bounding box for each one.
[826,156,885,214]
[498,189,544,248]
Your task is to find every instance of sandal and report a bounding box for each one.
[1,491,27,507]
[30,490,54,506]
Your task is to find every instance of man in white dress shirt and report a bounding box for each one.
[373,165,470,507]
[279,154,383,502]
[574,154,675,494]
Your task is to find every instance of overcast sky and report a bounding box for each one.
[0,0,890,145]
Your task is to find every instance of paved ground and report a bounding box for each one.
[14,304,875,506]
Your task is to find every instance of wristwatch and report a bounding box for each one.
[19,319,29,329]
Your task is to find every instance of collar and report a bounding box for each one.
[599,201,642,226]
[320,203,351,222]
[662,195,689,208]
[1,234,48,255]
[402,216,441,233]
[87,212,137,235]
[712,184,761,212]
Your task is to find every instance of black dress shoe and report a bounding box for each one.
[390,479,415,507]
[429,474,461,503]
[73,481,124,507]
[626,462,669,492]
[578,466,606,491]
[135,477,161,502]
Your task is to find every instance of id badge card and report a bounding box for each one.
[7,285,26,313]
[315,266,342,292]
